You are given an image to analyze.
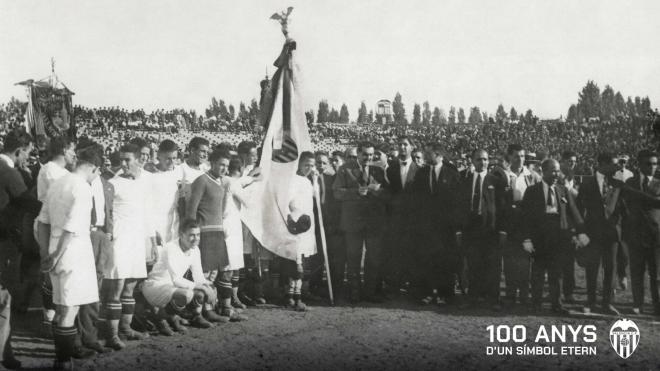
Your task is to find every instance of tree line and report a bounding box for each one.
[205,97,260,127]
[567,80,652,122]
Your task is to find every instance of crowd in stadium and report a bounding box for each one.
[5,102,649,175]
[1,98,660,369]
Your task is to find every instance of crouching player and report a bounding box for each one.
[142,219,218,335]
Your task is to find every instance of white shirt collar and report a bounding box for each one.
[0,154,15,168]
[508,166,531,177]
[474,169,487,178]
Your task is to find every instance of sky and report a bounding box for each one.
[1,0,659,119]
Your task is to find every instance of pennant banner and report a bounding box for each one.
[23,81,75,139]
[240,39,315,261]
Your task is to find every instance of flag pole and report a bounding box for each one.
[312,174,334,305]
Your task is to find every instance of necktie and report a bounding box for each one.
[432,167,439,193]
[430,167,436,193]
[316,174,326,204]
[601,176,608,200]
[362,166,369,185]
[472,173,481,213]
[643,177,650,193]
[547,186,554,207]
[91,196,97,226]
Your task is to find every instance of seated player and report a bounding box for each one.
[142,219,219,335]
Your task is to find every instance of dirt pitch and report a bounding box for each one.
[8,271,660,371]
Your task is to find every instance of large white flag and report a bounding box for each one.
[240,38,315,261]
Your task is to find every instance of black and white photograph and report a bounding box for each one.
[0,0,659,370]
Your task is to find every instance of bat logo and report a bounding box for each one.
[609,319,640,359]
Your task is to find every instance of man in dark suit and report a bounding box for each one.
[559,150,579,302]
[333,141,390,303]
[383,136,420,293]
[621,149,660,315]
[413,142,460,304]
[521,159,587,314]
[576,153,625,315]
[498,144,541,308]
[0,129,35,369]
[456,149,500,308]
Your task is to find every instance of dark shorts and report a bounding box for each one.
[199,231,229,272]
[280,258,302,280]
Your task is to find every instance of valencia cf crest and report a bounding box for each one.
[609,319,640,359]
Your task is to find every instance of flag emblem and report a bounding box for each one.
[609,319,640,359]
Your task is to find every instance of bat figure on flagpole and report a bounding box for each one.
[270,6,293,36]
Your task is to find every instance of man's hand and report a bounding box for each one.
[40,255,56,273]
[367,183,381,192]
[576,233,590,248]
[151,242,161,263]
[522,239,535,254]
[248,167,263,180]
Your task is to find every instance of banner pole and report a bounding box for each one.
[312,174,334,306]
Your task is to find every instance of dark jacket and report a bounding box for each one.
[521,182,585,255]
[621,173,660,248]
[332,162,390,233]
[456,169,499,232]
[0,159,40,238]
[386,160,419,194]
[413,161,460,231]
[317,173,340,231]
[576,175,625,242]
[495,167,542,236]
[386,160,420,224]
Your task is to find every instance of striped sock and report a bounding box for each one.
[231,273,240,288]
[293,279,302,302]
[53,325,77,362]
[120,297,136,315]
[105,302,122,320]
[214,278,233,300]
